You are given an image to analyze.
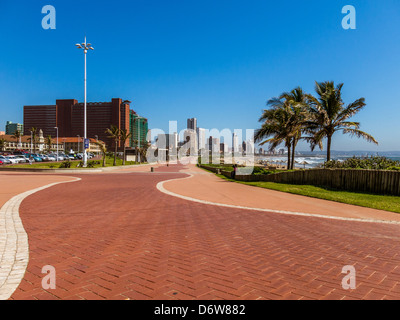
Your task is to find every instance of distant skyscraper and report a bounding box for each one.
[197,127,206,151]
[208,136,220,154]
[187,118,197,131]
[246,140,254,155]
[184,129,197,153]
[242,140,247,153]
[232,133,239,154]
[220,142,228,153]
[5,121,23,135]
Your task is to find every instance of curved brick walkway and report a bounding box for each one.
[7,164,400,300]
[162,164,400,223]
[0,174,79,300]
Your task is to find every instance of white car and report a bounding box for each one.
[5,156,20,164]
[46,154,57,161]
[15,156,28,163]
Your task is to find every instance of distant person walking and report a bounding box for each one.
[232,164,237,179]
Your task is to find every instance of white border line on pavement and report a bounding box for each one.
[157,173,400,226]
[0,177,81,300]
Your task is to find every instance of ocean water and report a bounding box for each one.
[258,154,400,169]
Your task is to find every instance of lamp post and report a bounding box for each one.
[76,37,94,167]
[54,127,58,161]
[77,135,80,153]
[30,131,33,153]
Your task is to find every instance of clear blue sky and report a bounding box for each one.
[1,0,400,151]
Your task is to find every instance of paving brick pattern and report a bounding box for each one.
[9,165,400,300]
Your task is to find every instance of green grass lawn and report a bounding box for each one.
[205,169,400,214]
[5,156,142,169]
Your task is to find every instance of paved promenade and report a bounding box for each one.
[1,164,400,300]
[162,164,400,223]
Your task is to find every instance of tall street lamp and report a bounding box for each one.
[54,127,58,161]
[77,135,80,153]
[76,37,94,167]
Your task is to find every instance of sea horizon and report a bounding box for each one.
[257,150,400,168]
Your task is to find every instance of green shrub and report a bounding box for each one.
[252,166,276,175]
[87,160,101,168]
[59,161,71,169]
[323,156,400,170]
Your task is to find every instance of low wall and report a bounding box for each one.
[199,164,400,196]
[233,168,400,196]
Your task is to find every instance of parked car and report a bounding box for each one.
[25,154,42,162]
[38,154,48,161]
[46,154,56,161]
[0,155,11,164]
[15,155,28,163]
[5,156,20,164]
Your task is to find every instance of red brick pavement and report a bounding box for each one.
[10,164,400,300]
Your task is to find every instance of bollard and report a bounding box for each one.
[151,167,154,172]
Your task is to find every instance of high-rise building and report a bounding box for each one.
[23,98,140,148]
[232,133,239,154]
[184,129,197,153]
[220,142,228,153]
[5,121,23,135]
[130,111,149,148]
[242,140,247,153]
[208,136,220,154]
[187,118,197,131]
[197,127,206,151]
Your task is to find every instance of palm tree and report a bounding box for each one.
[278,87,311,169]
[119,129,132,165]
[138,141,150,163]
[256,88,311,170]
[133,139,139,162]
[45,135,53,153]
[11,130,22,150]
[255,103,294,170]
[0,138,6,152]
[307,81,378,161]
[94,140,107,167]
[105,125,120,166]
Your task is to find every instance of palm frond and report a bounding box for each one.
[341,128,378,145]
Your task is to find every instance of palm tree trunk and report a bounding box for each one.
[114,140,117,166]
[291,139,296,170]
[287,143,291,171]
[327,135,332,162]
[123,146,126,165]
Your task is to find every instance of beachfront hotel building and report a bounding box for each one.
[23,98,148,149]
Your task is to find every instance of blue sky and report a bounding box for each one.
[0,0,400,151]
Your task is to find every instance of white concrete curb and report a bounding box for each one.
[0,177,81,300]
[157,173,400,226]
